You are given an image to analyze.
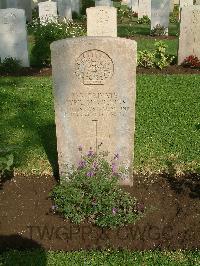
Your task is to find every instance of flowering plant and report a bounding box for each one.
[51,147,143,228]
[29,18,86,66]
[182,55,200,69]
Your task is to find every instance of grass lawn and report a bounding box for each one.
[0,250,200,265]
[0,75,199,175]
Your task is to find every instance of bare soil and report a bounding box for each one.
[0,173,199,251]
[0,65,199,78]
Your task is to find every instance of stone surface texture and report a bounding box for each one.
[51,37,137,186]
[138,0,151,19]
[178,5,200,64]
[3,0,32,21]
[151,0,170,35]
[57,0,72,19]
[0,8,29,66]
[38,1,57,22]
[87,6,117,37]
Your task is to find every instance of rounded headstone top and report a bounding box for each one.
[50,37,137,52]
[0,8,25,15]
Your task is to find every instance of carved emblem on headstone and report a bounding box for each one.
[75,49,114,85]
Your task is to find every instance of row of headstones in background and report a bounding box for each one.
[38,0,74,22]
[0,0,81,22]
[0,8,29,67]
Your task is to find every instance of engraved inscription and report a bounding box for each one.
[65,92,130,117]
[75,50,114,85]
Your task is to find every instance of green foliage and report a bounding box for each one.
[0,57,22,73]
[51,150,141,228]
[81,0,95,15]
[182,55,200,69]
[0,75,200,174]
[137,15,150,25]
[154,41,175,69]
[30,19,86,66]
[137,50,155,68]
[117,4,135,23]
[0,153,14,179]
[169,4,179,24]
[0,249,200,266]
[150,24,167,36]
[138,41,175,69]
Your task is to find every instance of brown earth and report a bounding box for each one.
[0,65,200,78]
[0,173,199,251]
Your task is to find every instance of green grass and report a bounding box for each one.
[118,22,179,37]
[117,24,179,56]
[0,75,200,175]
[0,250,199,266]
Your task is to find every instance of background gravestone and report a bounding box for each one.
[57,0,72,19]
[38,1,57,23]
[138,0,151,19]
[95,0,113,7]
[196,0,200,4]
[151,0,170,35]
[71,0,80,14]
[4,0,32,21]
[87,6,117,37]
[0,9,29,66]
[131,0,138,13]
[51,37,137,186]
[121,0,132,8]
[178,5,200,64]
[170,0,174,11]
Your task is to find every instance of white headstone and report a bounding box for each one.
[57,0,72,19]
[95,0,113,7]
[87,6,117,37]
[121,0,132,8]
[5,0,32,21]
[196,0,200,4]
[151,0,170,35]
[71,0,80,14]
[51,37,137,186]
[38,1,57,23]
[178,5,200,64]
[179,0,193,20]
[0,9,29,67]
[132,0,138,13]
[138,0,151,19]
[179,0,193,8]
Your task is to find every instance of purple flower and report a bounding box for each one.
[78,160,86,169]
[93,161,98,171]
[78,145,83,152]
[114,153,119,160]
[111,162,117,173]
[87,148,94,157]
[112,208,117,215]
[87,171,94,177]
[135,202,145,213]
